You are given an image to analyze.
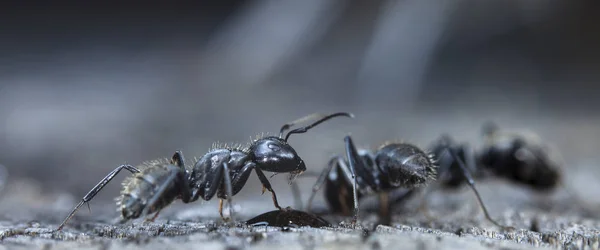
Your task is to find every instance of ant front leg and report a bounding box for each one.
[442,143,514,231]
[306,157,338,212]
[216,162,281,212]
[254,168,282,210]
[214,162,281,214]
[57,164,140,231]
[290,170,321,210]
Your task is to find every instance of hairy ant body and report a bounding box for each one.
[57,112,353,231]
[306,135,510,229]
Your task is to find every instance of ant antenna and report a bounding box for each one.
[284,112,354,142]
[280,113,330,137]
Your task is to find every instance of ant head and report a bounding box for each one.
[376,143,436,188]
[250,136,306,174]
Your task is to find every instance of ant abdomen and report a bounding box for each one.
[119,161,183,219]
[376,143,437,188]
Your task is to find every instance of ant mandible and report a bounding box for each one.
[56,112,353,231]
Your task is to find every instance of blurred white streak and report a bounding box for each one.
[196,0,344,86]
[445,0,562,48]
[356,0,456,111]
[0,164,7,195]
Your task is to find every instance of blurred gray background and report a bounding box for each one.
[0,1,599,222]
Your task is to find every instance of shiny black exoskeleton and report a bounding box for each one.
[56,112,353,231]
[306,136,437,225]
[189,112,353,220]
[478,122,562,192]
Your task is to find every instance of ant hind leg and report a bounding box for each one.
[56,164,140,231]
[443,145,514,231]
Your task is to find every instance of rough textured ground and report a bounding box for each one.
[1,177,599,250]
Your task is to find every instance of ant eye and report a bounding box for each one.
[268,143,281,152]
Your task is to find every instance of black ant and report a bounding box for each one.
[424,123,562,193]
[478,122,562,191]
[416,122,567,227]
[305,135,511,230]
[305,135,436,226]
[56,112,353,231]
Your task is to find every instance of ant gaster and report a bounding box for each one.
[56,112,353,231]
[478,122,562,191]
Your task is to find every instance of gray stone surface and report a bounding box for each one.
[0,177,599,250]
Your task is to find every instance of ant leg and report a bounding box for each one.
[444,145,513,230]
[145,210,162,222]
[378,192,391,225]
[57,164,140,231]
[291,181,302,210]
[343,136,361,225]
[288,169,323,210]
[171,150,192,204]
[221,162,235,222]
[254,168,282,210]
[219,199,225,220]
[140,165,187,218]
[306,157,339,212]
[189,158,235,222]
